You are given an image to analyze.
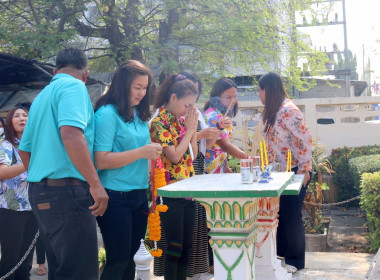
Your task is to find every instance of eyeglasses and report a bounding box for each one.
[256,88,263,95]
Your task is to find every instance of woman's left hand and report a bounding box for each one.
[219,117,232,129]
[297,169,311,187]
[198,127,220,140]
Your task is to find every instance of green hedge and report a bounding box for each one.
[329,145,380,205]
[349,154,380,193]
[360,172,380,252]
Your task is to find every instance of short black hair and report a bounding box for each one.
[56,48,88,70]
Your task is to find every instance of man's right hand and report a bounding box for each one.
[89,182,109,216]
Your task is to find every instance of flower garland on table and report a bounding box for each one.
[148,157,169,257]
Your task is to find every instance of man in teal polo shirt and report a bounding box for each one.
[19,48,108,280]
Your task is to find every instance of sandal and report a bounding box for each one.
[35,267,47,276]
[285,264,297,274]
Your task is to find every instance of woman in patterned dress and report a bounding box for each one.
[257,72,312,273]
[150,74,199,280]
[0,106,38,280]
[203,77,248,174]
[180,71,220,278]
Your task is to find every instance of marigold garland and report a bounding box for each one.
[156,204,168,212]
[148,158,168,257]
[153,162,167,196]
[150,248,163,257]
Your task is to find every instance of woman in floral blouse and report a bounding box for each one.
[203,78,248,174]
[258,72,312,273]
[0,106,38,280]
[150,74,199,280]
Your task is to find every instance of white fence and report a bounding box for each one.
[220,96,380,153]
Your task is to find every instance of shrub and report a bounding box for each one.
[349,154,380,192]
[329,145,380,205]
[228,154,240,173]
[360,172,380,252]
[98,247,106,268]
[304,142,333,234]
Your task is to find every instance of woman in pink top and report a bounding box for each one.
[258,72,312,273]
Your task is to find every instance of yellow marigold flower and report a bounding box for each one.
[150,249,163,257]
[156,204,168,213]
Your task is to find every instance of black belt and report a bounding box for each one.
[35,178,87,187]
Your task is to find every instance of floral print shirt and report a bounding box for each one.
[150,107,194,184]
[0,140,30,211]
[266,98,312,172]
[203,107,233,173]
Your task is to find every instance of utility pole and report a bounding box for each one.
[296,0,351,97]
[342,0,351,97]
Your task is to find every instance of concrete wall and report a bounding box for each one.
[210,96,380,153]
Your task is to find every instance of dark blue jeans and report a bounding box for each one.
[0,208,38,280]
[97,189,149,280]
[277,167,312,270]
[29,183,98,280]
[160,198,196,280]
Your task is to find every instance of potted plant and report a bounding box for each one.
[304,142,334,250]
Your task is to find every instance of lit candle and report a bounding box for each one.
[263,140,269,166]
[260,141,265,172]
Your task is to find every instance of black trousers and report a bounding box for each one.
[160,198,196,280]
[35,235,46,265]
[97,189,149,280]
[0,208,38,280]
[29,183,98,280]
[277,167,312,269]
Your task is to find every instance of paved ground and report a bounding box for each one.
[23,206,375,279]
[324,207,370,253]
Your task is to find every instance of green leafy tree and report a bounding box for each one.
[0,0,328,90]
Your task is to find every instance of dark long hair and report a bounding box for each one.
[258,72,289,132]
[153,74,198,109]
[95,60,154,122]
[0,117,4,129]
[204,77,238,117]
[4,106,29,146]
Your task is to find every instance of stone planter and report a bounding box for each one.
[305,229,328,252]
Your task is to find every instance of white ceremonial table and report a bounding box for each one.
[157,173,304,280]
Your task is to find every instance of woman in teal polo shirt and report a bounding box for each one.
[94,60,162,280]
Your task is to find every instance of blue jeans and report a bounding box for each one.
[29,183,98,280]
[277,167,312,270]
[97,189,149,280]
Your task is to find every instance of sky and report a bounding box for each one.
[296,0,380,83]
